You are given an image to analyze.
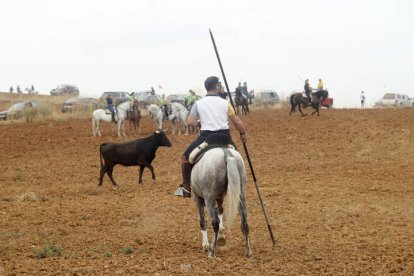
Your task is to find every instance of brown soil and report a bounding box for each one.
[0,108,413,275]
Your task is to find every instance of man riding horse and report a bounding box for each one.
[106,95,116,123]
[176,76,247,198]
[304,79,312,102]
[185,89,198,111]
[235,82,250,115]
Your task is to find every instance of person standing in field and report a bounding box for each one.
[360,91,366,109]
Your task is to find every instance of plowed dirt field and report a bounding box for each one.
[1,108,413,275]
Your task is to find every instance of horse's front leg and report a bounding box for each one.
[117,121,121,137]
[122,121,127,136]
[194,196,209,252]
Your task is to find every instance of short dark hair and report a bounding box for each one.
[204,76,219,91]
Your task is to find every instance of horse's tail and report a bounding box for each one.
[92,116,96,136]
[226,153,241,230]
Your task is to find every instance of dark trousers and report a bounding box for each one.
[305,90,311,102]
[183,129,235,161]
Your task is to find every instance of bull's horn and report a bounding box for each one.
[155,129,161,134]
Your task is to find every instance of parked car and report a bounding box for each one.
[99,91,130,106]
[255,90,280,105]
[134,91,162,107]
[62,97,99,113]
[166,94,187,105]
[0,100,38,120]
[50,84,79,96]
[375,93,413,107]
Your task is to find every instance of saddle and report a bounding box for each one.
[105,109,117,115]
[189,134,235,164]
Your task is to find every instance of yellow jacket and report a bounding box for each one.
[318,80,324,90]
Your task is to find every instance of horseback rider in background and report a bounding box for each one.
[304,79,312,103]
[317,79,324,91]
[176,76,247,198]
[185,89,198,111]
[106,95,116,123]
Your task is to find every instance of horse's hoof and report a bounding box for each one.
[217,236,226,247]
[246,251,252,258]
[208,252,216,259]
[202,243,209,252]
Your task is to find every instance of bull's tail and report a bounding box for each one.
[226,153,241,230]
[99,144,106,170]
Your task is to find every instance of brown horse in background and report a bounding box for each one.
[127,100,141,135]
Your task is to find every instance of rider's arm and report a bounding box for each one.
[228,104,247,143]
[188,114,197,126]
[187,103,198,126]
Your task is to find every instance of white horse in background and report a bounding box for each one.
[147,104,164,131]
[169,102,189,135]
[92,101,131,137]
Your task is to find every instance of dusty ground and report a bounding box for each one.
[0,107,413,275]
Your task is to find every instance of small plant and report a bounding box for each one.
[14,170,22,182]
[121,246,133,255]
[38,106,51,119]
[33,242,62,258]
[81,215,89,221]
[103,251,112,257]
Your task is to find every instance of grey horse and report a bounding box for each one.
[191,147,252,258]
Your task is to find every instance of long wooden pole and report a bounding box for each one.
[209,29,276,247]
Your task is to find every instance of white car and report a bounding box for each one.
[376,93,413,107]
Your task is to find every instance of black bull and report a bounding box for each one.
[98,131,172,186]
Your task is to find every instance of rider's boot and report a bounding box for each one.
[180,157,192,198]
[111,113,117,123]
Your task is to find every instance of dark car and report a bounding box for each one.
[62,97,99,113]
[50,84,80,96]
[0,100,38,120]
[99,91,130,106]
[255,90,280,105]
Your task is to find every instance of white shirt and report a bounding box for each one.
[190,95,230,131]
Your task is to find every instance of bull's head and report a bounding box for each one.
[155,130,172,147]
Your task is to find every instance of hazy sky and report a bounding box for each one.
[1,0,413,107]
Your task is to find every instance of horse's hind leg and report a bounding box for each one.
[216,198,226,246]
[194,196,209,252]
[299,104,306,116]
[206,199,219,258]
[289,104,295,116]
[240,192,252,257]
[96,121,102,137]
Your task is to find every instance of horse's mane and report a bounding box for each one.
[118,101,131,109]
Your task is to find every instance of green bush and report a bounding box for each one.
[33,242,62,258]
[120,245,133,255]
